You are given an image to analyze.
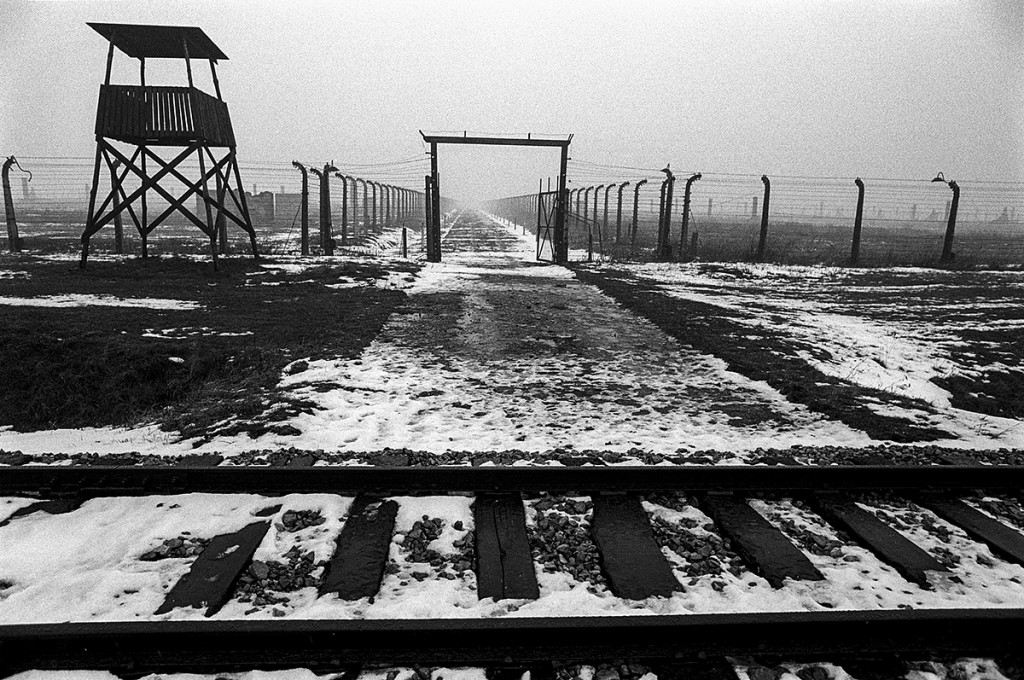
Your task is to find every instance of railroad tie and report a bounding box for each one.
[590,493,682,599]
[919,496,1024,567]
[701,494,824,588]
[475,493,539,601]
[319,496,399,600]
[154,514,278,617]
[813,495,947,588]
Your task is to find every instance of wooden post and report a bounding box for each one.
[182,38,194,87]
[402,227,408,258]
[536,178,543,259]
[215,162,227,254]
[424,174,433,257]
[107,159,124,254]
[139,58,148,238]
[104,40,114,85]
[756,175,771,262]
[210,59,223,100]
[851,178,865,265]
[430,142,441,262]
[2,157,21,253]
[940,181,960,263]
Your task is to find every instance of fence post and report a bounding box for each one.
[679,173,701,260]
[338,173,348,247]
[657,167,675,261]
[940,181,960,263]
[851,178,865,265]
[631,179,647,247]
[2,156,27,253]
[615,181,630,243]
[756,175,771,262]
[291,161,309,256]
[402,226,408,258]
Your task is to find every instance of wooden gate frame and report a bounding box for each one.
[419,132,571,264]
[536,189,559,262]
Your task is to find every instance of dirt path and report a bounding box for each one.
[261,211,868,456]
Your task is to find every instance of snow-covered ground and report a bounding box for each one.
[1,212,1020,457]
[608,261,1024,449]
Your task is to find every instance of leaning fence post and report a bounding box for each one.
[851,178,865,265]
[291,161,309,255]
[756,175,771,262]
[940,181,960,264]
[3,156,23,253]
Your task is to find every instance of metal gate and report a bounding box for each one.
[536,189,559,262]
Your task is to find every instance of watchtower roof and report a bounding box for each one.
[88,22,228,60]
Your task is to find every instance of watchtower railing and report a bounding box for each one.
[95,84,235,148]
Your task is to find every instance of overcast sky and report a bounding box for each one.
[1,0,1020,203]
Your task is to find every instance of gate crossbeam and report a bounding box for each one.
[419,131,572,263]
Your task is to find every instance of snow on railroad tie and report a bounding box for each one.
[3,488,1024,624]
[233,213,870,457]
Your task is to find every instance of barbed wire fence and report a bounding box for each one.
[488,159,1024,267]
[2,153,431,259]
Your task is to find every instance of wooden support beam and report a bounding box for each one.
[475,494,539,601]
[814,496,947,587]
[920,497,1024,567]
[154,519,273,617]
[590,494,681,599]
[319,497,398,601]
[702,495,823,588]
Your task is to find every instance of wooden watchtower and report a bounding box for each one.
[81,22,258,268]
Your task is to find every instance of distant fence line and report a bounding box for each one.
[2,154,434,257]
[489,165,1024,267]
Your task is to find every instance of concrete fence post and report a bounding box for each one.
[3,156,25,253]
[679,173,701,260]
[615,181,630,244]
[756,175,771,262]
[291,161,309,256]
[631,179,647,247]
[851,178,865,265]
[941,181,960,264]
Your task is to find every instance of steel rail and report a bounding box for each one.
[3,465,1024,498]
[1,609,1021,674]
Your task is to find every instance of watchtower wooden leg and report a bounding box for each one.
[80,145,105,269]
[229,150,260,260]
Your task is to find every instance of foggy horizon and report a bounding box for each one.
[1,0,1021,204]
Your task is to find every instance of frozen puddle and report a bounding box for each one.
[236,213,870,456]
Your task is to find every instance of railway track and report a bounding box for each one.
[3,463,1024,676]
